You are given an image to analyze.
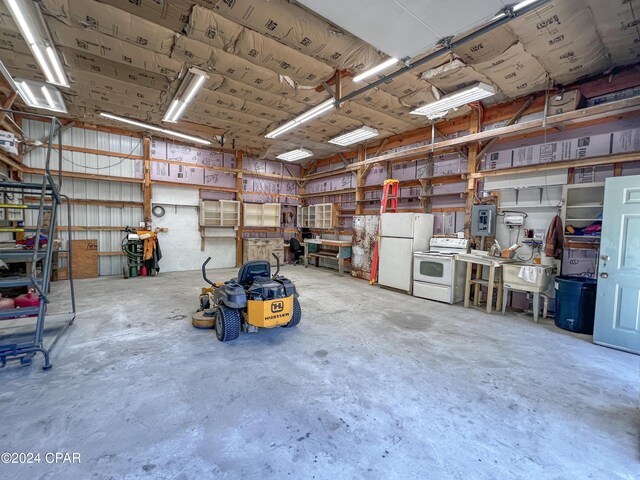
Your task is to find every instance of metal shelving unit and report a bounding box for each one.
[0,111,76,370]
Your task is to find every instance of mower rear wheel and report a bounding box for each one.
[215,305,241,342]
[283,298,301,328]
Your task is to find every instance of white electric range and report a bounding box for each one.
[413,237,469,304]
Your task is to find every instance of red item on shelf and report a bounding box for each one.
[15,288,39,309]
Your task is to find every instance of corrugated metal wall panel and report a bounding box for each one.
[22,119,143,179]
[23,117,145,276]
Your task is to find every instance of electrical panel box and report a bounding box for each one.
[471,205,496,236]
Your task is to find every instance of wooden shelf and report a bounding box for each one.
[419,173,467,184]
[300,188,355,198]
[419,192,467,198]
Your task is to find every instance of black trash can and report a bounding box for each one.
[554,276,597,334]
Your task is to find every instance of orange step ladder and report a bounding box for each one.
[369,179,400,285]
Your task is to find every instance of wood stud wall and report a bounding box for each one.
[1,70,640,267]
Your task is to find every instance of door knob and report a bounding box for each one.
[600,254,609,262]
[600,272,609,279]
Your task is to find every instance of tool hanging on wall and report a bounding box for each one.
[369,179,399,285]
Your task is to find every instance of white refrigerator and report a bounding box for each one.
[378,213,434,293]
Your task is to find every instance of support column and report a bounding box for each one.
[355,145,365,215]
[235,150,244,267]
[143,137,152,226]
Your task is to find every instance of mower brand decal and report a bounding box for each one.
[264,312,290,321]
[271,301,284,313]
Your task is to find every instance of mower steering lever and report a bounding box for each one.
[202,257,214,286]
[272,253,280,278]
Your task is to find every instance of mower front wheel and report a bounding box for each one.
[215,305,241,342]
[283,298,301,328]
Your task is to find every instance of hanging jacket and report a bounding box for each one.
[544,215,564,260]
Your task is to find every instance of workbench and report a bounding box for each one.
[303,239,352,277]
[456,252,512,314]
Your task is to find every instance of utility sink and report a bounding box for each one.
[502,263,555,292]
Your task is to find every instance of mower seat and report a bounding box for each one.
[236,260,271,287]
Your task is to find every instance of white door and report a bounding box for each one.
[594,175,640,354]
[380,213,415,238]
[378,237,413,291]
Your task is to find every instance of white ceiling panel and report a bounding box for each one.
[298,0,505,59]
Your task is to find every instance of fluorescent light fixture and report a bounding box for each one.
[5,0,69,87]
[352,58,398,83]
[163,68,209,123]
[14,79,67,113]
[410,83,495,116]
[100,112,212,145]
[276,148,313,162]
[265,99,335,139]
[495,0,544,19]
[329,126,379,146]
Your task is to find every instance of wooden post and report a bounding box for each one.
[614,163,623,177]
[465,110,480,240]
[235,150,244,267]
[143,137,152,226]
[355,145,365,215]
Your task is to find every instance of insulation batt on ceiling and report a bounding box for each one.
[65,69,166,104]
[0,26,30,55]
[205,0,384,73]
[59,46,173,90]
[46,19,184,78]
[588,0,640,65]
[0,0,638,158]
[39,0,176,55]
[507,0,610,85]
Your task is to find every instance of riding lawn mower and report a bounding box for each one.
[192,253,301,342]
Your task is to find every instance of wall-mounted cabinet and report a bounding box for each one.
[298,203,334,229]
[243,202,281,227]
[200,200,240,227]
[561,182,604,244]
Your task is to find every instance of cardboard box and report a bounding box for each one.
[547,90,583,115]
[71,239,99,279]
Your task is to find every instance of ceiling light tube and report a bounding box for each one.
[513,0,541,11]
[163,68,208,123]
[352,58,398,83]
[46,45,69,87]
[41,85,56,109]
[100,113,212,145]
[19,81,38,105]
[182,74,207,105]
[329,126,379,146]
[276,148,313,162]
[410,83,495,116]
[265,99,335,139]
[32,44,55,85]
[163,100,180,123]
[6,0,35,44]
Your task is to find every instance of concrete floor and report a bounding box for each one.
[0,265,638,480]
